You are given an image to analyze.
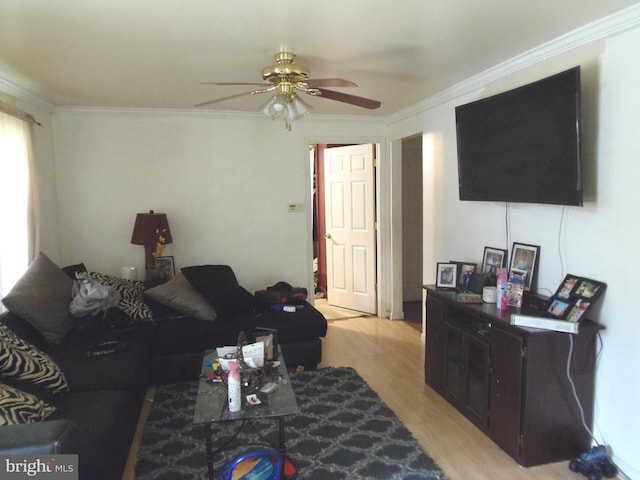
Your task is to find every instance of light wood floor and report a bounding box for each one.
[319,316,577,480]
[123,315,577,479]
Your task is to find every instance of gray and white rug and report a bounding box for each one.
[135,367,445,479]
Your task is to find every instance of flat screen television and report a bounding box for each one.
[455,67,582,206]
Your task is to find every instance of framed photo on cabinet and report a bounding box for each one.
[482,247,507,276]
[508,243,540,291]
[436,262,458,290]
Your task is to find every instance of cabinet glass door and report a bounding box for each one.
[465,336,490,423]
[443,325,464,402]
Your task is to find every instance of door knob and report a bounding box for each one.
[324,233,332,239]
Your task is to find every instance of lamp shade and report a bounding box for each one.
[130,211,173,246]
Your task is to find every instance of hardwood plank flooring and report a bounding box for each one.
[124,315,577,479]
[319,316,576,480]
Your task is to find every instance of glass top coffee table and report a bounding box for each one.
[193,348,299,479]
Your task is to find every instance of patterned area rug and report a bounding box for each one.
[136,367,445,479]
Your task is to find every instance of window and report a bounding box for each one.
[0,108,37,306]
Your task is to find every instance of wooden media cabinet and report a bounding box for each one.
[423,285,600,467]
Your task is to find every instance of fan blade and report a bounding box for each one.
[201,82,270,86]
[315,88,381,109]
[306,78,357,88]
[195,91,259,107]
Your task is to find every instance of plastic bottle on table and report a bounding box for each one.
[496,268,508,310]
[227,361,241,412]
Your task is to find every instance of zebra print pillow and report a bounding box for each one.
[87,272,153,321]
[0,324,69,394]
[0,383,55,425]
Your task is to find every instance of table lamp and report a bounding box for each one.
[130,210,172,280]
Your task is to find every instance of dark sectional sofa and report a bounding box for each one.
[0,253,327,480]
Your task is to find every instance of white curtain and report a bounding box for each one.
[0,107,38,306]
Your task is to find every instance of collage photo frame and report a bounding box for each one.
[545,275,606,322]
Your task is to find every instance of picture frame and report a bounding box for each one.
[545,274,606,321]
[482,247,507,277]
[155,256,175,281]
[508,243,540,291]
[451,261,477,290]
[436,262,458,290]
[252,327,278,361]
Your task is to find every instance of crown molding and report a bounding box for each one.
[0,76,54,113]
[387,3,640,125]
[4,4,640,125]
[53,105,384,125]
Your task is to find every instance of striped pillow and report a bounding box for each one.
[87,272,153,321]
[0,383,55,425]
[0,324,69,394]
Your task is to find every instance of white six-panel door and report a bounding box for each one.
[324,144,376,314]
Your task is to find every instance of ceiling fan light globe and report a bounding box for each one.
[288,95,313,119]
[260,94,289,119]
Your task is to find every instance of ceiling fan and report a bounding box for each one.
[195,52,381,130]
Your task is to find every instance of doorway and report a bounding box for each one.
[401,135,423,328]
[311,143,377,316]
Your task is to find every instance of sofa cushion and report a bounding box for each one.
[47,341,150,401]
[145,273,217,321]
[181,265,254,319]
[87,272,153,321]
[48,389,139,480]
[1,252,74,344]
[0,324,69,394]
[0,383,56,425]
[155,315,256,356]
[254,301,328,343]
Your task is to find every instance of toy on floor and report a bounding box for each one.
[568,445,618,480]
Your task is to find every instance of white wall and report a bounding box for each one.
[390,26,640,478]
[52,110,387,295]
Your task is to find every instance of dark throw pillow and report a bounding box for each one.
[145,273,217,321]
[181,265,253,319]
[1,252,74,344]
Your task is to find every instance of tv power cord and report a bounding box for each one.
[565,333,631,480]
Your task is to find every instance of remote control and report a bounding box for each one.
[87,341,126,357]
[260,382,279,393]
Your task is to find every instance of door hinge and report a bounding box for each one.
[518,434,524,453]
[373,157,378,168]
[374,221,379,230]
[522,346,527,360]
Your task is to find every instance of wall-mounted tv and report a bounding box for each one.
[455,67,582,206]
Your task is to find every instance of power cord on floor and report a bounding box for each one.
[565,332,632,479]
[566,333,597,441]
